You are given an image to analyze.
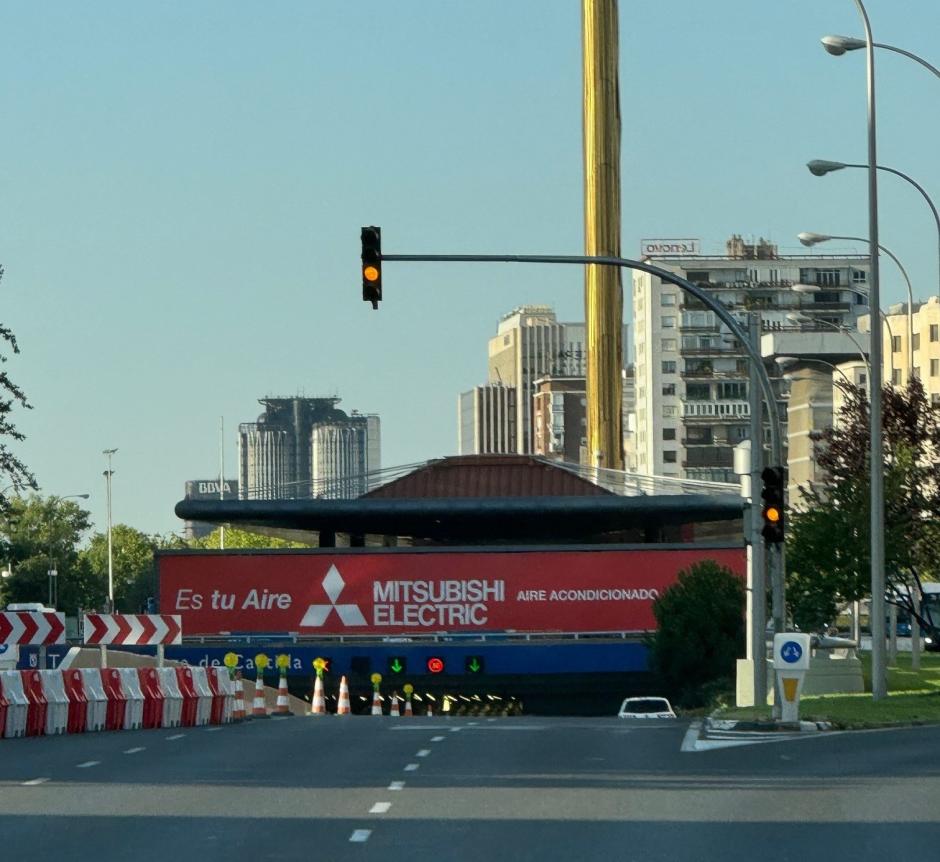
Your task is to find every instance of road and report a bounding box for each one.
[1,716,938,860]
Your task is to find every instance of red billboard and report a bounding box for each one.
[158,547,745,636]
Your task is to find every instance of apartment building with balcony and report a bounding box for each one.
[632,235,870,483]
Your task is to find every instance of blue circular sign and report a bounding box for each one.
[781,641,803,663]
[0,644,8,655]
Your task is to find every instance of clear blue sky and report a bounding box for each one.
[1,1,938,537]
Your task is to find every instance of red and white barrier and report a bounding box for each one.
[136,667,164,730]
[0,611,65,646]
[175,667,198,727]
[20,670,48,737]
[206,667,232,724]
[80,668,107,732]
[41,670,69,736]
[83,613,182,646]
[62,669,87,734]
[118,669,145,731]
[0,671,27,738]
[190,666,214,727]
[156,668,183,728]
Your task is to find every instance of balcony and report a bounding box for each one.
[682,401,750,422]
[683,446,735,469]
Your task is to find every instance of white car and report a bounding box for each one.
[617,696,676,719]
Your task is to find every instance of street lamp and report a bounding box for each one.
[806,161,940,303]
[797,232,915,381]
[821,35,940,80]
[785,312,873,377]
[103,449,117,612]
[776,355,855,387]
[47,493,90,609]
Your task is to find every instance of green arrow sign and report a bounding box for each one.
[465,655,484,674]
[388,656,406,674]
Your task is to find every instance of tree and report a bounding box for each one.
[648,560,745,708]
[192,526,308,550]
[0,264,38,511]
[80,525,162,613]
[787,377,940,632]
[0,494,97,612]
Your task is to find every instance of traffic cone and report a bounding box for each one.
[275,672,291,716]
[252,675,269,718]
[310,675,326,716]
[426,702,433,717]
[371,689,383,716]
[404,697,413,717]
[336,676,351,715]
[233,674,247,721]
[390,692,400,717]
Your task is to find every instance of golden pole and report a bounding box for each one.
[582,0,623,469]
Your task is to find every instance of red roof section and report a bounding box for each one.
[365,455,612,499]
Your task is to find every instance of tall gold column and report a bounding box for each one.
[582,0,623,469]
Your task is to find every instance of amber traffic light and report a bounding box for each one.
[760,466,786,544]
[361,226,382,308]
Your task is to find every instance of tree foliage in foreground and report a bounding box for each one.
[787,377,940,632]
[648,560,745,708]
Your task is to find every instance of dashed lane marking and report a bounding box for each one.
[431,736,445,742]
[369,802,392,814]
[76,761,100,769]
[349,830,372,843]
[205,726,223,732]
[388,781,405,791]
[404,763,419,771]
[416,749,430,757]
[123,747,146,755]
[22,778,50,786]
[166,734,186,741]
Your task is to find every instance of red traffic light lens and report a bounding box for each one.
[427,657,445,674]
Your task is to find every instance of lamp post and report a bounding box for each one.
[806,160,940,304]
[821,34,940,80]
[797,232,915,381]
[103,449,117,612]
[46,493,90,609]
[776,355,855,387]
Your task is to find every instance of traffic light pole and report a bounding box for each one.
[748,313,767,709]
[380,250,787,631]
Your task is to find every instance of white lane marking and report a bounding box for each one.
[449,727,461,733]
[388,781,405,791]
[680,721,701,753]
[166,734,186,741]
[205,726,223,732]
[349,830,372,843]
[369,801,392,814]
[389,724,451,731]
[22,778,50,786]
[76,761,100,769]
[416,749,431,757]
[404,763,419,771]
[123,747,146,755]
[431,735,445,742]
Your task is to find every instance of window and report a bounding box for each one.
[817,269,841,287]
[686,427,712,444]
[913,367,921,380]
[718,381,747,400]
[686,383,711,401]
[662,360,676,374]
[663,451,677,463]
[661,339,677,352]
[892,369,902,385]
[913,333,921,351]
[661,316,676,328]
[931,359,939,377]
[933,394,940,407]
[662,428,676,441]
[931,324,939,343]
[852,269,867,284]
[662,383,676,396]
[859,373,867,386]
[892,335,901,353]
[661,293,677,306]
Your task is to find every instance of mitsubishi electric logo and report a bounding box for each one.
[300,565,367,627]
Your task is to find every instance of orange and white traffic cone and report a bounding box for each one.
[404,697,413,717]
[371,688,383,716]
[275,672,291,716]
[233,674,247,721]
[252,675,269,718]
[336,676,351,715]
[426,702,433,717]
[310,675,326,716]
[390,692,400,717]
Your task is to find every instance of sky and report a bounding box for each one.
[1,1,938,539]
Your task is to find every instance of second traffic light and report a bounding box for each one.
[361,225,382,309]
[760,466,785,544]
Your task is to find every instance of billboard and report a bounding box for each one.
[184,479,239,501]
[158,547,745,636]
[640,238,701,257]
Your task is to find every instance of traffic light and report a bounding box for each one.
[387,656,406,675]
[760,466,786,544]
[361,225,382,308]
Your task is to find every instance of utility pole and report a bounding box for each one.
[748,314,767,707]
[103,448,117,612]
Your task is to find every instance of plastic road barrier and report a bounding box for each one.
[99,668,128,732]
[205,667,226,724]
[136,667,164,730]
[190,666,214,727]
[175,667,198,727]
[40,670,69,736]
[118,668,144,731]
[214,668,236,723]
[0,670,28,738]
[156,668,182,729]
[62,669,87,734]
[20,669,48,737]
[80,668,108,732]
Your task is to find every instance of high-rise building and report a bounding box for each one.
[485,305,628,454]
[458,384,517,455]
[633,235,870,483]
[532,376,586,462]
[238,396,380,500]
[311,413,380,499]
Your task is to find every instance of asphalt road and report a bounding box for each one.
[1,715,939,861]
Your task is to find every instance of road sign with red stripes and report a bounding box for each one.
[0,611,66,645]
[83,613,182,646]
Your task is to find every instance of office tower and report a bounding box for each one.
[458,383,517,455]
